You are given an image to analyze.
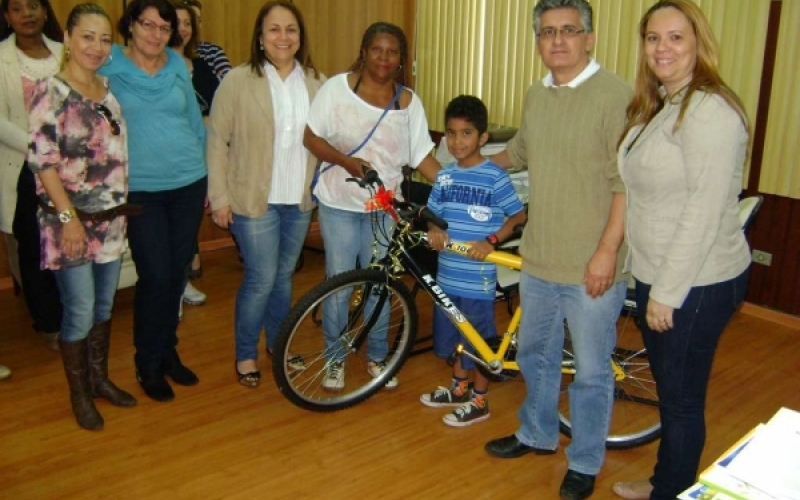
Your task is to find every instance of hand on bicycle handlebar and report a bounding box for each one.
[426,226,449,251]
[343,157,372,178]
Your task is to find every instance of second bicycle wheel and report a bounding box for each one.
[272,269,418,412]
[558,302,661,449]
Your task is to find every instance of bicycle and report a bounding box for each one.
[272,172,660,449]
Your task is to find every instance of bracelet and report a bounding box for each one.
[485,234,500,248]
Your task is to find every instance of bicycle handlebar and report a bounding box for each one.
[392,201,448,231]
[347,172,448,230]
[344,167,382,189]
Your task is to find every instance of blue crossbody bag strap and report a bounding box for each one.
[311,84,404,196]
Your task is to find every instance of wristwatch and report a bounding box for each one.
[58,207,78,224]
[485,234,500,248]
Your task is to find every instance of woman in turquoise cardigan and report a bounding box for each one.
[99,0,207,402]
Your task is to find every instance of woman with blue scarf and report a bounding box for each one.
[100,0,207,402]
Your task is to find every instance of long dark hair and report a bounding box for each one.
[348,22,408,86]
[0,0,63,42]
[173,2,199,57]
[117,0,181,48]
[248,0,317,78]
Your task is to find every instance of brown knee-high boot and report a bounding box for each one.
[88,321,137,407]
[60,339,104,430]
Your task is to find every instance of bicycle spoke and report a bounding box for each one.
[272,269,417,412]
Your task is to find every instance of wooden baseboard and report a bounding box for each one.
[740,302,800,330]
[199,237,236,252]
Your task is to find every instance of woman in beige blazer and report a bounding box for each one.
[207,0,324,388]
[613,1,751,499]
[1,0,63,355]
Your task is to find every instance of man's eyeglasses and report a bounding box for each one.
[135,18,173,35]
[95,104,121,136]
[537,26,586,39]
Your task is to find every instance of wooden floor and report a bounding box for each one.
[1,246,798,500]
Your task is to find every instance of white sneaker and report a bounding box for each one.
[183,282,207,305]
[322,361,345,391]
[367,359,398,389]
[0,363,10,380]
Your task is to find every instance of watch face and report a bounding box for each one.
[58,211,72,223]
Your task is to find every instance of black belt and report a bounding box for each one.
[38,199,143,222]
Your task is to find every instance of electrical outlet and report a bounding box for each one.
[752,250,772,266]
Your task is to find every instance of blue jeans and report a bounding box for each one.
[53,259,122,342]
[318,203,393,361]
[433,296,497,371]
[229,205,312,359]
[127,177,207,373]
[637,269,748,500]
[515,272,626,475]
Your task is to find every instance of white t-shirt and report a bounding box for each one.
[306,73,434,212]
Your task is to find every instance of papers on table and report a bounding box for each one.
[683,407,800,500]
[723,408,800,500]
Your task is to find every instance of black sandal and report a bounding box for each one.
[235,363,261,388]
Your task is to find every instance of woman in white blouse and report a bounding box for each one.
[0,0,63,357]
[207,0,324,388]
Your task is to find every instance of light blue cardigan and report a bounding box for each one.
[99,44,206,192]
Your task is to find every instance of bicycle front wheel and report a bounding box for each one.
[558,307,661,449]
[272,269,417,412]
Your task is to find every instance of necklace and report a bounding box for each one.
[16,48,58,81]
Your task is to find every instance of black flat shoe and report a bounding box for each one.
[136,370,174,402]
[162,350,199,386]
[484,434,557,458]
[236,362,260,388]
[559,469,595,500]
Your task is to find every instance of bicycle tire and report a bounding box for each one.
[558,309,661,449]
[272,269,417,412]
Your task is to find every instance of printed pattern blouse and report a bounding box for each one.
[27,76,129,270]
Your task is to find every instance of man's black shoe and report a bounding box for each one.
[484,434,557,458]
[559,469,595,500]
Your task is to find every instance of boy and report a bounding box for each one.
[422,95,526,426]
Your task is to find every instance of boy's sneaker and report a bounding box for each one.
[322,361,345,391]
[443,400,491,427]
[366,359,398,389]
[183,282,207,305]
[420,386,471,407]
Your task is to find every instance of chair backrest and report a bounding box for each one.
[738,195,763,231]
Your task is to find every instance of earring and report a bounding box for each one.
[103,53,113,66]
[259,41,264,50]
[63,45,70,61]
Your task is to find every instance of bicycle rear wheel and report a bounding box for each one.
[272,269,417,412]
[558,302,661,449]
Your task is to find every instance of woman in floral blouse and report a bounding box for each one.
[27,3,137,431]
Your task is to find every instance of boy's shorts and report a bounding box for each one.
[433,295,498,371]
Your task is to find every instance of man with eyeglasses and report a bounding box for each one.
[483,1,631,499]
